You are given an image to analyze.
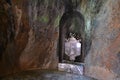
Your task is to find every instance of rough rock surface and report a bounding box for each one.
[84,0,120,80]
[0,0,62,76]
[0,0,120,80]
[0,0,30,76]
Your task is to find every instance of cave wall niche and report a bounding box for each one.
[59,10,85,63]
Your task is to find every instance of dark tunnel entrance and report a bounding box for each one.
[59,11,85,64]
[6,0,12,5]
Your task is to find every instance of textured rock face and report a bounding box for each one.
[18,0,61,70]
[0,0,120,80]
[84,0,120,80]
[0,0,30,76]
[0,0,62,76]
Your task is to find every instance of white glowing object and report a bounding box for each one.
[76,43,81,48]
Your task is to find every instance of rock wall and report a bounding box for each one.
[0,0,120,80]
[84,0,120,80]
[0,0,63,76]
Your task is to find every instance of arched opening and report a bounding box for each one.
[59,11,85,63]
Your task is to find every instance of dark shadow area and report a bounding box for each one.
[6,0,12,5]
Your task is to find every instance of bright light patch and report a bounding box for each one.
[76,43,81,48]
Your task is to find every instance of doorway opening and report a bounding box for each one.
[59,11,85,63]
[58,11,85,75]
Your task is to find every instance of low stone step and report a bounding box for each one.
[58,63,84,75]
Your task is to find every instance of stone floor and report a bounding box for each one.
[58,63,84,75]
[0,70,97,80]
